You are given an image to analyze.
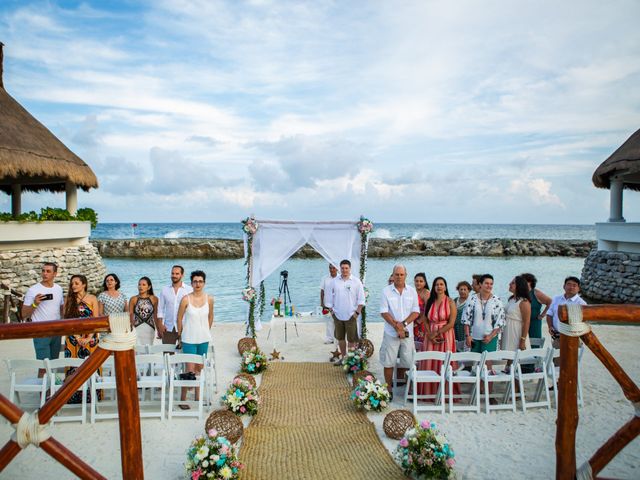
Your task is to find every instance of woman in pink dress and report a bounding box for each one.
[412,273,430,350]
[418,277,458,398]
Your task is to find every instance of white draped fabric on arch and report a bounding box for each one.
[245,220,361,288]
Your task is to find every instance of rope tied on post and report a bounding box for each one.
[11,411,50,448]
[99,312,137,351]
[557,303,592,337]
[576,461,593,480]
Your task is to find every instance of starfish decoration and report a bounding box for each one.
[270,348,281,360]
[331,348,341,360]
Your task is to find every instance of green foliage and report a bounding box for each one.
[76,208,98,229]
[0,207,99,229]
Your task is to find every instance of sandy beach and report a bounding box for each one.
[1,320,639,479]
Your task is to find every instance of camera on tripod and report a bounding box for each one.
[280,270,288,279]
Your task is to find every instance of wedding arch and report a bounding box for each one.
[240,217,374,338]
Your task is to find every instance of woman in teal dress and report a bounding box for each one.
[521,273,552,344]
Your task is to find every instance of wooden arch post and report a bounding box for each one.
[0,317,144,479]
[555,304,640,480]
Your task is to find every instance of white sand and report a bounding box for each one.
[1,320,639,479]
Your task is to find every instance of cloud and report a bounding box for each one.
[186,135,220,147]
[509,176,565,208]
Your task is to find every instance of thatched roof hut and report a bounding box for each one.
[592,128,640,192]
[0,43,98,206]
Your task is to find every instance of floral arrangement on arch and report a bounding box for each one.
[343,348,368,374]
[394,419,456,479]
[221,377,260,416]
[351,375,390,412]
[185,428,244,480]
[241,216,259,235]
[241,286,256,302]
[356,215,373,339]
[357,216,374,235]
[240,346,268,374]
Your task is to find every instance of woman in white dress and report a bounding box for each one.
[177,270,214,408]
[502,275,531,352]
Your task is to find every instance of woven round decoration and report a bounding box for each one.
[352,369,376,387]
[205,409,244,444]
[358,338,375,357]
[233,373,257,389]
[383,409,416,440]
[237,337,257,355]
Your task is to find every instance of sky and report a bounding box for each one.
[1,0,639,224]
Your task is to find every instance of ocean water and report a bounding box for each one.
[91,222,596,241]
[95,222,592,323]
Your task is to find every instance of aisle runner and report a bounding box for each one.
[239,362,405,480]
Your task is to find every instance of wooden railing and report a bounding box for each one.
[0,317,144,479]
[556,304,640,480]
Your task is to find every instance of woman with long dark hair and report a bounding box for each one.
[413,273,430,350]
[520,273,551,345]
[501,275,531,352]
[97,273,128,316]
[64,274,100,403]
[419,276,458,398]
[129,276,158,346]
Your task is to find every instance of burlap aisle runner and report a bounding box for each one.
[239,362,406,480]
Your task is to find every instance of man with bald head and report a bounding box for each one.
[379,264,420,399]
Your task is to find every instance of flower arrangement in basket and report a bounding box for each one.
[351,375,390,412]
[343,348,368,373]
[185,428,244,480]
[394,419,456,479]
[221,378,260,416]
[241,286,256,302]
[240,346,268,374]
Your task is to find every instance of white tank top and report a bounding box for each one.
[181,295,212,344]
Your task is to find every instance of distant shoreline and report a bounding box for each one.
[91,238,595,259]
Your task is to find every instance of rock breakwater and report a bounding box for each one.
[91,238,595,259]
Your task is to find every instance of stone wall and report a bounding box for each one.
[581,250,640,303]
[0,244,107,300]
[92,238,595,259]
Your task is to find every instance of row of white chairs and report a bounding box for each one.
[399,346,584,416]
[4,346,218,423]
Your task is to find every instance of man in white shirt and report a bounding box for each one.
[547,276,587,348]
[325,259,365,364]
[22,262,65,363]
[380,264,420,393]
[156,265,193,344]
[320,263,338,344]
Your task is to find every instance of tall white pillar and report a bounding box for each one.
[11,184,21,217]
[66,182,78,216]
[608,178,625,222]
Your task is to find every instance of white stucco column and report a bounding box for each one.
[608,178,625,222]
[11,184,21,217]
[65,182,78,216]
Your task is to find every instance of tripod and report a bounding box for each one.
[267,271,298,343]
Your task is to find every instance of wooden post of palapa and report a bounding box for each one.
[114,349,144,479]
[555,304,579,480]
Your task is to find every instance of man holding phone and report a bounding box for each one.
[22,262,65,363]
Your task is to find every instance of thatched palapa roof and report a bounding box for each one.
[0,43,98,195]
[593,128,640,192]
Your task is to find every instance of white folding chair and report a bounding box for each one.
[404,351,450,415]
[515,349,550,412]
[529,337,545,349]
[446,351,485,413]
[167,353,206,419]
[135,354,166,419]
[45,358,88,423]
[539,346,585,408]
[148,344,177,355]
[134,344,149,354]
[90,357,118,422]
[482,350,518,413]
[203,344,218,406]
[5,359,48,409]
